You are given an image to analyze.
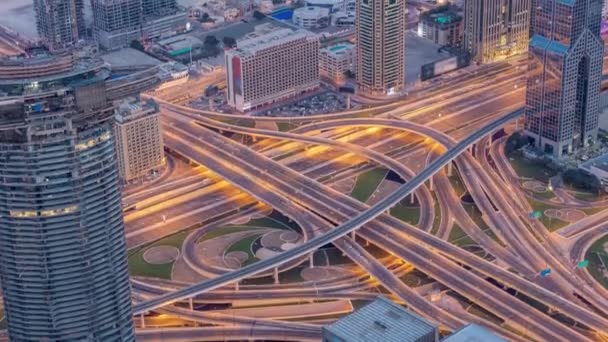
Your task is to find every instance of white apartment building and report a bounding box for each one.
[113,98,165,181]
[320,42,355,81]
[225,24,320,112]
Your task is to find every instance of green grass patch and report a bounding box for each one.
[582,207,606,216]
[585,234,608,289]
[127,229,192,279]
[227,235,259,257]
[350,167,388,202]
[531,189,555,200]
[570,191,606,202]
[390,202,421,226]
[199,225,266,242]
[324,246,355,265]
[249,215,299,230]
[449,225,476,246]
[527,198,568,231]
[462,203,504,245]
[507,151,557,182]
[276,122,299,132]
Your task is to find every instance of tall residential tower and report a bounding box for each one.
[34,0,86,51]
[524,0,603,156]
[356,0,406,95]
[0,52,135,340]
[463,0,530,63]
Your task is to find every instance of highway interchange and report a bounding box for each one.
[119,55,608,341]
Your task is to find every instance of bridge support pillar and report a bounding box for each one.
[309,253,314,268]
[209,98,214,110]
[351,231,356,240]
[346,95,351,110]
[189,297,194,311]
[235,281,240,291]
[140,313,145,328]
[274,267,280,284]
[447,162,453,177]
[410,192,415,204]
[489,132,493,145]
[429,177,434,191]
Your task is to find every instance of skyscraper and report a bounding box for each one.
[34,0,86,51]
[356,0,406,95]
[524,0,603,156]
[91,0,143,50]
[0,53,135,341]
[463,0,530,63]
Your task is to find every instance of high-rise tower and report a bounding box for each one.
[34,0,86,51]
[524,0,603,156]
[356,0,406,95]
[463,0,530,63]
[91,0,143,50]
[0,52,135,341]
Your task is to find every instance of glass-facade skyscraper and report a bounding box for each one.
[524,0,604,157]
[0,53,135,340]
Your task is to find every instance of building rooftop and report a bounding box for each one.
[529,34,569,55]
[322,42,355,57]
[115,97,160,124]
[323,296,438,342]
[420,5,462,25]
[442,324,506,342]
[294,6,331,19]
[101,48,162,69]
[229,24,317,56]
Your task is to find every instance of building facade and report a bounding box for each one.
[142,9,189,40]
[225,25,320,111]
[0,53,135,341]
[34,0,86,51]
[320,42,356,82]
[463,0,530,63]
[114,98,165,181]
[418,6,463,48]
[356,0,406,95]
[92,0,143,50]
[524,0,603,157]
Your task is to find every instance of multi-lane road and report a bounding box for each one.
[114,55,608,341]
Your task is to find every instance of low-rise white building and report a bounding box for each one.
[225,24,320,111]
[319,42,355,82]
[293,7,331,29]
